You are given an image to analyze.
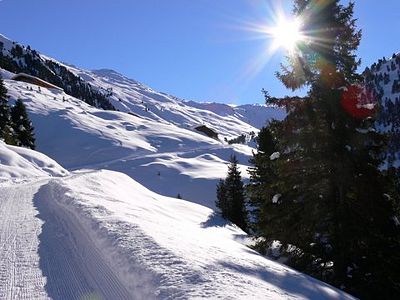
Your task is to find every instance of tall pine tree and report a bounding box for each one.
[11,99,35,149]
[250,1,400,298]
[0,75,16,145]
[247,121,279,239]
[216,155,248,231]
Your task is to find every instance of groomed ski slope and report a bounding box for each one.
[0,142,355,300]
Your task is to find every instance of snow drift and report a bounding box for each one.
[0,141,68,179]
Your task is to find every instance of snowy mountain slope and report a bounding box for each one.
[0,67,14,80]
[0,33,285,140]
[0,34,115,110]
[73,67,286,140]
[185,100,286,129]
[0,33,358,299]
[0,148,356,299]
[364,53,400,166]
[3,76,254,208]
[0,32,286,206]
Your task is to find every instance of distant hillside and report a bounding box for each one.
[364,53,400,167]
[0,34,285,138]
[0,33,289,208]
[0,34,114,110]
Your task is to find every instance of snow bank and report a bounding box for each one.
[0,67,15,80]
[41,169,355,299]
[0,141,68,179]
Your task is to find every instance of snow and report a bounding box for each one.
[0,33,15,54]
[272,193,282,204]
[0,137,354,299]
[0,141,68,179]
[0,34,357,299]
[2,69,262,208]
[0,68,14,80]
[185,101,286,129]
[270,151,281,160]
[0,34,286,207]
[0,167,355,299]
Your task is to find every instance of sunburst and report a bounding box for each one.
[268,16,304,53]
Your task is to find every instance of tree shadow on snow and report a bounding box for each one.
[201,212,231,228]
[217,260,346,300]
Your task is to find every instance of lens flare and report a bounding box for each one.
[269,17,304,52]
[214,2,311,92]
[341,85,377,119]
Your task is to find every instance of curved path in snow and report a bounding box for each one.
[0,180,134,300]
[0,173,355,300]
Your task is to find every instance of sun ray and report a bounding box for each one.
[212,1,336,91]
[267,16,304,52]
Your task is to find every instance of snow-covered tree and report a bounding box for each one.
[0,75,16,145]
[11,99,35,149]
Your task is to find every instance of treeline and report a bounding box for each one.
[363,53,400,167]
[0,41,114,110]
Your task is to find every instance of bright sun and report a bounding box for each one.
[270,17,303,52]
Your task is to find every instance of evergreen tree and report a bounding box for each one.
[11,99,35,149]
[0,75,16,145]
[247,121,279,238]
[216,179,228,218]
[250,1,400,298]
[216,155,248,231]
[0,75,6,99]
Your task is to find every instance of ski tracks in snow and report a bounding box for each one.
[0,179,138,300]
[33,181,134,300]
[0,181,48,300]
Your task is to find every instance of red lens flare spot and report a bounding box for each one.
[341,85,376,119]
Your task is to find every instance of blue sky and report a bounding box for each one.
[0,0,399,104]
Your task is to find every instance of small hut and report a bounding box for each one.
[11,73,63,92]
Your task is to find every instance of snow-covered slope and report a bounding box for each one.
[0,33,358,299]
[3,76,255,208]
[0,33,285,141]
[364,53,400,166]
[71,67,285,140]
[185,100,286,129]
[0,33,286,207]
[0,157,355,299]
[0,141,68,179]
